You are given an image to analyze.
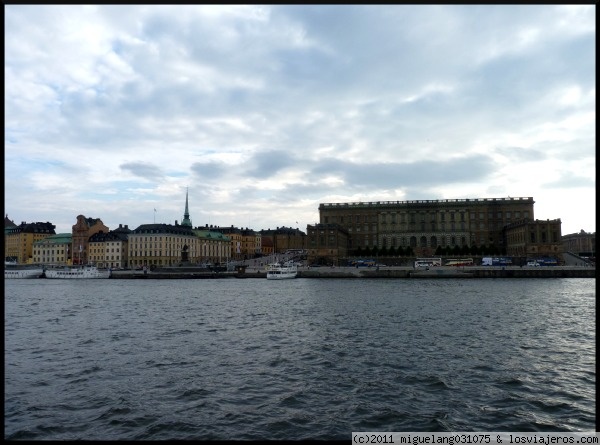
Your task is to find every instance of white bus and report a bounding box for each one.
[445,258,474,267]
[414,257,442,268]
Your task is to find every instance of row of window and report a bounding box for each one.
[327,210,531,224]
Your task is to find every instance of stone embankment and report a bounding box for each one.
[109,266,595,279]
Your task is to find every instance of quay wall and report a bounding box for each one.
[109,267,595,279]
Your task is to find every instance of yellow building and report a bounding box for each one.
[259,226,306,254]
[127,222,231,268]
[32,233,72,266]
[88,224,131,269]
[192,229,231,265]
[5,219,56,264]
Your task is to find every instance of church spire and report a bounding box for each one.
[181,187,192,227]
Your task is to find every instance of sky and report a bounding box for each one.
[4,5,596,236]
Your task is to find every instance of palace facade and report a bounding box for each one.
[319,197,536,257]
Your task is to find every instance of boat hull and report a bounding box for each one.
[4,268,44,279]
[44,267,110,279]
[266,272,297,280]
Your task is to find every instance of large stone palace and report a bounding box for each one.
[315,196,563,260]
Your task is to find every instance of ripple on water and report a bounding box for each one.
[4,278,595,439]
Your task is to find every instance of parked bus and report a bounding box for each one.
[414,257,442,268]
[445,258,474,267]
[352,259,376,267]
[535,257,559,266]
[481,257,513,266]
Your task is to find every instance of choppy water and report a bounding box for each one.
[4,278,596,439]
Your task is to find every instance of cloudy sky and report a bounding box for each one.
[5,5,595,236]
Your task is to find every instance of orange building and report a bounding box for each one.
[71,215,109,265]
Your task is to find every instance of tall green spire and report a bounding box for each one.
[181,187,192,227]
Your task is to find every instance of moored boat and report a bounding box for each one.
[266,262,298,280]
[44,265,110,279]
[4,265,45,279]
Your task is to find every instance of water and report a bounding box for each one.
[4,278,596,439]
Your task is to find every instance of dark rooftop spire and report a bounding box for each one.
[181,187,192,227]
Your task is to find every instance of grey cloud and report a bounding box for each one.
[190,161,227,179]
[308,154,496,190]
[244,149,298,178]
[120,162,164,179]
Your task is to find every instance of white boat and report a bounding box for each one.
[4,266,44,279]
[44,265,110,279]
[266,262,298,280]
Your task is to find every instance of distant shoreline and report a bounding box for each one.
[108,265,595,279]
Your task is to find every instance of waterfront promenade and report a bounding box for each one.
[110,265,595,279]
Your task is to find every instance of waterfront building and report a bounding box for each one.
[201,226,260,260]
[208,225,244,260]
[259,226,306,254]
[319,197,535,257]
[128,221,202,268]
[241,227,262,259]
[32,233,72,266]
[261,236,274,256]
[4,220,56,264]
[306,223,349,266]
[504,218,563,259]
[88,224,131,269]
[71,215,109,265]
[4,215,17,262]
[191,228,231,265]
[562,230,596,257]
